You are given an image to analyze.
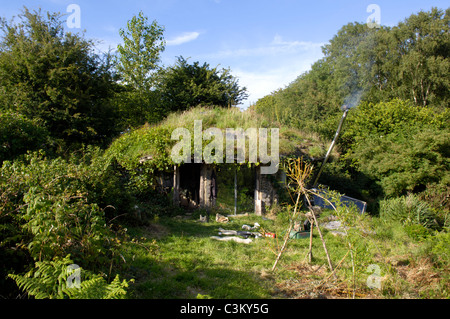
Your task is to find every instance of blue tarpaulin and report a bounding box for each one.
[311,189,367,214]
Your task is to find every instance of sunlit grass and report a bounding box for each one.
[120,205,449,299]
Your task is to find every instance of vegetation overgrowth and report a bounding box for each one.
[0,6,448,299]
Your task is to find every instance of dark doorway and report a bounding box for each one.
[179,163,201,205]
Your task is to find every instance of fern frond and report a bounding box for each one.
[8,255,131,299]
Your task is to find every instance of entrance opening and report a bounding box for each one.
[216,165,256,214]
[179,163,201,207]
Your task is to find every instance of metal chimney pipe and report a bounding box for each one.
[312,106,350,188]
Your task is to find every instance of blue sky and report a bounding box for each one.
[1,0,448,108]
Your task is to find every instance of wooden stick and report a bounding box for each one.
[272,194,301,271]
[308,218,314,263]
[309,206,335,275]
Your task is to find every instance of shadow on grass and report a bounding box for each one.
[129,262,273,299]
[124,216,276,299]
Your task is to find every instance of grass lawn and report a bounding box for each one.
[117,209,450,299]
[122,214,288,299]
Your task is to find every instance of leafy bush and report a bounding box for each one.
[428,230,450,265]
[1,150,139,297]
[404,224,431,241]
[156,56,248,112]
[0,8,119,151]
[0,111,49,163]
[22,186,111,263]
[0,150,135,272]
[342,99,449,200]
[380,194,440,230]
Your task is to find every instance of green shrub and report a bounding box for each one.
[342,100,449,199]
[404,224,431,241]
[22,186,111,264]
[0,150,132,272]
[0,111,49,163]
[380,194,440,230]
[429,230,450,265]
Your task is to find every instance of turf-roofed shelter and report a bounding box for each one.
[106,106,330,215]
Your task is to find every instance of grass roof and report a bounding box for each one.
[106,106,331,171]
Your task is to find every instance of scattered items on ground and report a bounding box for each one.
[242,223,260,230]
[264,232,276,238]
[303,206,322,231]
[210,221,265,244]
[293,221,302,232]
[289,230,310,239]
[198,214,208,223]
[305,206,322,219]
[215,213,229,223]
[320,217,348,237]
[218,227,262,239]
[210,236,252,244]
[319,215,376,237]
[322,220,345,231]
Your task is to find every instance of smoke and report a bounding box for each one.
[342,88,364,110]
[340,26,378,111]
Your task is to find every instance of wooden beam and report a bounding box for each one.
[254,166,264,216]
[173,165,180,206]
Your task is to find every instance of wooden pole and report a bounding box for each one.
[234,167,237,215]
[308,218,314,263]
[173,165,180,206]
[309,206,335,275]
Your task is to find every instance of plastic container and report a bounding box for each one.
[289,230,310,239]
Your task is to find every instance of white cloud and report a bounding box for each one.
[207,35,324,60]
[166,31,200,46]
[271,34,324,51]
[208,34,325,108]
[235,57,319,109]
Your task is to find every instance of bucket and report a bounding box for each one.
[289,230,310,239]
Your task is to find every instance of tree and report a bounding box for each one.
[0,8,118,151]
[114,11,166,128]
[322,22,379,103]
[157,56,248,112]
[116,11,165,92]
[393,7,450,108]
[253,7,449,139]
